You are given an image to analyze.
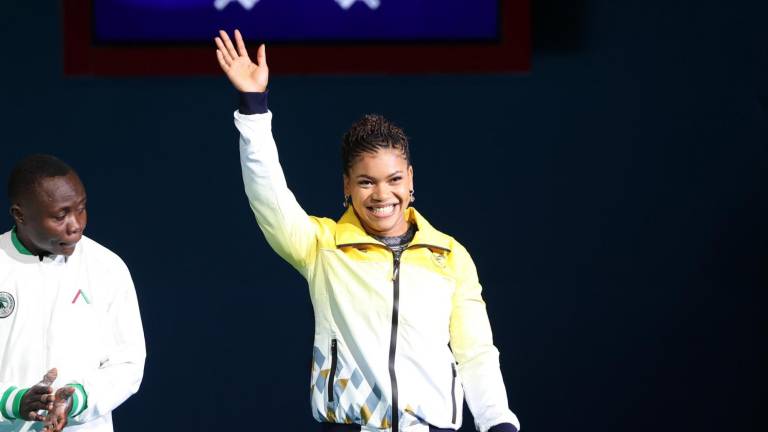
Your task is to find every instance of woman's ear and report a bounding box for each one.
[343,174,350,196]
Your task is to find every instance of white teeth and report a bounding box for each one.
[371,205,395,216]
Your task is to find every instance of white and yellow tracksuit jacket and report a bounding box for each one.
[235,109,520,432]
[0,230,146,432]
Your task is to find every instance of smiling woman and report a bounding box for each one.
[217,29,520,432]
[342,115,414,238]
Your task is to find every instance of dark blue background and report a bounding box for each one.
[93,0,499,42]
[1,1,765,431]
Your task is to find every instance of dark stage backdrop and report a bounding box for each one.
[0,1,765,431]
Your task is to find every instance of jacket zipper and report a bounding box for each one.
[337,242,444,431]
[328,338,338,403]
[388,250,402,432]
[451,363,458,424]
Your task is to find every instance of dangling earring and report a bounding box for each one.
[409,190,415,203]
[343,195,351,208]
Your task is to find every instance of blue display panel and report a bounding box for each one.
[94,0,500,43]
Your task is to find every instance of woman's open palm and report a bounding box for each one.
[215,29,268,93]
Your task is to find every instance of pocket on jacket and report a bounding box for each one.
[328,338,338,403]
[451,362,458,424]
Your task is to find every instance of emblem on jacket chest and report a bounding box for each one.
[432,251,447,268]
[0,292,15,318]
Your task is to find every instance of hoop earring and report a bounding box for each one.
[343,195,351,208]
[409,190,415,203]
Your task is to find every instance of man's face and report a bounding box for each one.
[13,173,87,256]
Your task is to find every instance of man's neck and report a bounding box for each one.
[13,226,47,257]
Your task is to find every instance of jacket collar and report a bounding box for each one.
[11,226,33,256]
[9,226,73,263]
[335,206,452,252]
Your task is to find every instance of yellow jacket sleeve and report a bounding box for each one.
[449,243,520,432]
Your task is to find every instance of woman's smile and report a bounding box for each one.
[368,203,397,218]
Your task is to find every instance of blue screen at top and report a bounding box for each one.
[93,0,500,43]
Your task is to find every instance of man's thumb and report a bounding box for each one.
[41,368,58,386]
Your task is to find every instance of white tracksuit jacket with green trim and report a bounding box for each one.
[235,110,520,432]
[0,230,145,432]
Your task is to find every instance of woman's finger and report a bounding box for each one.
[256,44,267,68]
[234,29,250,58]
[219,30,239,60]
[214,38,233,65]
[216,50,230,72]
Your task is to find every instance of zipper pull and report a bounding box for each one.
[392,255,400,281]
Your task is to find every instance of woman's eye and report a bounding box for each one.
[54,214,66,221]
[390,177,402,183]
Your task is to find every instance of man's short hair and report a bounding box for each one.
[7,154,74,204]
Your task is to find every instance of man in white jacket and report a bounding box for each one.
[0,154,146,432]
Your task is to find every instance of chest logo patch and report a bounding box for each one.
[0,292,15,318]
[71,289,91,305]
[432,252,447,268]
